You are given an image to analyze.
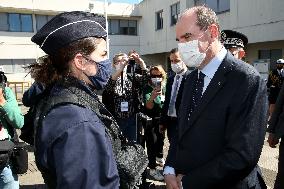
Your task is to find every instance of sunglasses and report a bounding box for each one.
[150,74,163,78]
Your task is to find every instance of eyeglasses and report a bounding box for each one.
[82,55,97,65]
[150,74,163,78]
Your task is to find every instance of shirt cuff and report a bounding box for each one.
[163,166,175,175]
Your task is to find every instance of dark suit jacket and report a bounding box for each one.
[166,52,268,189]
[160,73,186,126]
[268,83,284,138]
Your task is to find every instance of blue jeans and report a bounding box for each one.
[0,165,19,189]
[117,116,137,142]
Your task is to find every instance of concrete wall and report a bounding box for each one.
[246,40,284,64]
[138,0,185,56]
[137,0,284,66]
[228,0,284,44]
[0,0,88,13]
[109,35,140,59]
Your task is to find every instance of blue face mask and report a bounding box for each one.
[84,58,112,90]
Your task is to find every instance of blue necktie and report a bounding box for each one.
[189,71,205,115]
[168,75,180,116]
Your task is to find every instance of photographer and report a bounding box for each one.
[0,71,24,188]
[102,51,148,142]
[143,65,166,181]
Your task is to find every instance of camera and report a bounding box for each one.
[0,72,7,89]
[128,59,136,66]
[0,72,7,84]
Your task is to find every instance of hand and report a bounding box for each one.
[0,88,6,106]
[130,52,146,69]
[159,124,166,134]
[177,174,184,189]
[150,87,161,100]
[164,174,179,189]
[267,133,279,148]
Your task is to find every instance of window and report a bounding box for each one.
[195,0,230,13]
[156,10,163,30]
[108,19,137,35]
[0,59,35,73]
[36,15,54,31]
[259,49,282,69]
[0,13,33,32]
[171,2,180,26]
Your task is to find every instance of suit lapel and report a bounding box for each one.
[179,70,198,135]
[180,53,234,139]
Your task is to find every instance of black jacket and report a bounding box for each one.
[166,52,268,189]
[268,83,284,138]
[160,73,186,125]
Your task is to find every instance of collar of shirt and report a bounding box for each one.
[176,67,188,77]
[200,46,227,79]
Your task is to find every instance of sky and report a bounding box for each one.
[98,0,141,4]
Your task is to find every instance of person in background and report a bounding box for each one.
[22,81,45,107]
[102,52,148,142]
[0,71,24,189]
[267,59,284,118]
[144,65,166,181]
[164,6,267,189]
[221,29,248,60]
[30,11,119,188]
[267,82,284,189]
[159,48,187,143]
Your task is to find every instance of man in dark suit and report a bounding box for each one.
[164,6,268,189]
[267,81,284,189]
[159,48,187,143]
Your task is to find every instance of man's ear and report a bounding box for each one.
[73,53,86,71]
[209,24,219,40]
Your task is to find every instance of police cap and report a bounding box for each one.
[221,30,248,49]
[32,11,107,56]
[276,59,284,64]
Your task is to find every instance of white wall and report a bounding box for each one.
[138,0,185,55]
[138,0,284,56]
[0,0,88,12]
[227,0,284,44]
[109,35,140,59]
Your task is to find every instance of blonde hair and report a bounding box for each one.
[150,65,167,84]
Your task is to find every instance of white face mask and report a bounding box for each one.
[171,61,184,74]
[178,39,208,68]
[151,78,162,87]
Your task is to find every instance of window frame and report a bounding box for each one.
[108,19,137,36]
[0,12,33,32]
[170,2,180,26]
[194,0,230,14]
[156,10,163,30]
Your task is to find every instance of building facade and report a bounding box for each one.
[0,0,283,81]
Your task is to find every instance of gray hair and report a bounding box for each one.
[181,6,220,31]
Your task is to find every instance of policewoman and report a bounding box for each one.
[30,11,119,188]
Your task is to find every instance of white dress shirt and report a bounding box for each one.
[163,47,227,177]
[167,69,187,117]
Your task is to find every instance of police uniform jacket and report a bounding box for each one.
[34,80,120,189]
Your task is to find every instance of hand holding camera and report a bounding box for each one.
[128,50,147,70]
[150,86,162,101]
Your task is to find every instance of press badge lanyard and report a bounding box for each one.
[120,72,129,112]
